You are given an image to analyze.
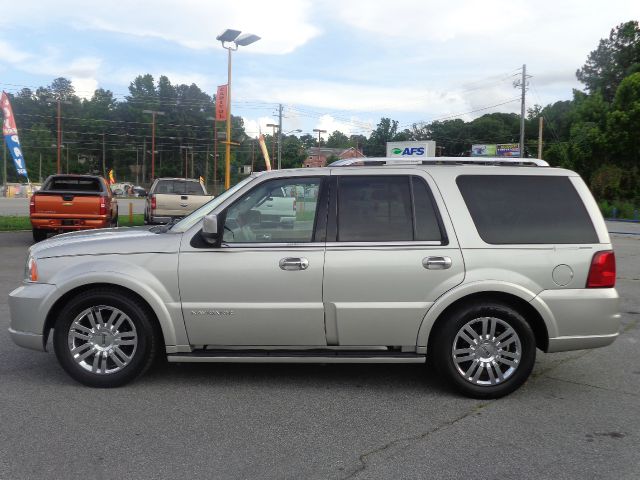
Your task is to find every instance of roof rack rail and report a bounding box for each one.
[329,157,549,167]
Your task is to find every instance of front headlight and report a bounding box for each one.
[24,255,39,282]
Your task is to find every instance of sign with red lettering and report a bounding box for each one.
[216,85,228,121]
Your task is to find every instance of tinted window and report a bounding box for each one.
[46,177,102,192]
[338,176,413,242]
[412,177,443,242]
[457,175,598,244]
[155,180,204,195]
[186,182,205,195]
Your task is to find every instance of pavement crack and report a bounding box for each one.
[545,375,640,398]
[338,402,489,480]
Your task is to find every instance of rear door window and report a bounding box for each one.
[336,175,444,243]
[456,175,598,244]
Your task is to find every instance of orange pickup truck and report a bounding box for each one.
[30,174,118,242]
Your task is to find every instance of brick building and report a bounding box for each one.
[303,146,364,168]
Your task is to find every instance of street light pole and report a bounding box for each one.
[143,110,165,180]
[217,29,260,189]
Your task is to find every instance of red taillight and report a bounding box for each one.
[29,196,36,215]
[587,251,616,288]
[151,194,156,210]
[99,197,107,215]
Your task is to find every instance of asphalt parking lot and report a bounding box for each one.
[1,225,639,479]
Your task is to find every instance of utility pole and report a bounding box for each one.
[191,148,194,178]
[135,148,139,185]
[267,123,278,169]
[313,129,326,166]
[519,64,527,158]
[205,144,209,186]
[66,143,69,173]
[277,103,283,169]
[142,137,147,184]
[251,139,255,172]
[57,100,61,174]
[143,110,165,180]
[39,153,42,183]
[102,133,106,177]
[538,116,544,159]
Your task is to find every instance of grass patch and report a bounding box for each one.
[0,214,145,231]
[121,214,145,227]
[0,216,31,231]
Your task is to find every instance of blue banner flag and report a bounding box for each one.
[2,91,29,179]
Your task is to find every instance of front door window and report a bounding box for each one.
[222,177,321,244]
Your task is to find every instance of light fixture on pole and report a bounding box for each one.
[216,28,260,189]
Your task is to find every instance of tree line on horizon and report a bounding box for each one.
[2,21,639,211]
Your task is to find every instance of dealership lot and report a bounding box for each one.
[1,227,639,479]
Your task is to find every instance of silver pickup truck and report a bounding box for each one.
[144,178,213,224]
[8,158,619,398]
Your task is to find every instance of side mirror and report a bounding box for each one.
[202,213,219,244]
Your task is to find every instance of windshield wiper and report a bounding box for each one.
[150,217,181,234]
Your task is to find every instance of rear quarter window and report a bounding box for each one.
[456,175,598,244]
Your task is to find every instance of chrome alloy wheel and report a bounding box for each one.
[451,317,522,386]
[67,306,138,375]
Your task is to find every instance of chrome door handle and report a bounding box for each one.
[423,256,452,270]
[279,257,309,271]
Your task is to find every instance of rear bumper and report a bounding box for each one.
[535,288,620,352]
[31,217,110,230]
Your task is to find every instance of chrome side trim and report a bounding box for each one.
[167,355,425,364]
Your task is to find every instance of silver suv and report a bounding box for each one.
[8,158,619,398]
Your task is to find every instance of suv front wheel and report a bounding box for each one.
[431,302,536,399]
[53,288,158,387]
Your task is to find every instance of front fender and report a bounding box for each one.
[42,255,188,350]
[415,280,559,349]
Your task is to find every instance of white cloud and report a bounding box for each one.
[12,0,321,55]
[242,116,279,137]
[71,77,99,99]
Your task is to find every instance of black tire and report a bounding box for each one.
[430,302,536,399]
[53,288,159,388]
[32,228,47,243]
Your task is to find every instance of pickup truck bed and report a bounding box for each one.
[30,175,117,242]
[145,178,214,224]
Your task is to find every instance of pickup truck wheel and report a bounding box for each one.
[431,302,536,399]
[53,288,159,387]
[32,228,47,242]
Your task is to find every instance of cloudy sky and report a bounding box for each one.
[0,0,638,138]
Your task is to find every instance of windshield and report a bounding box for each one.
[169,175,257,233]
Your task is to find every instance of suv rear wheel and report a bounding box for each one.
[53,288,158,387]
[431,302,536,399]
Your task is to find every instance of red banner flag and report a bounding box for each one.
[216,85,228,121]
[2,91,18,136]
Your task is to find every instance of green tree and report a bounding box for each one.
[326,130,350,148]
[576,20,640,101]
